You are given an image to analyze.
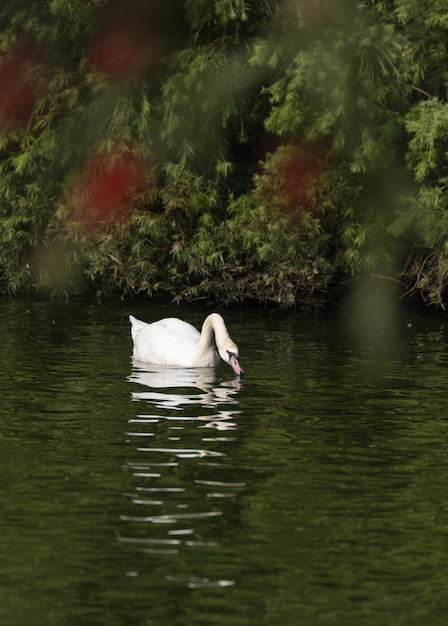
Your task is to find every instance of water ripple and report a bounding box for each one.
[166,575,235,589]
[122,360,243,587]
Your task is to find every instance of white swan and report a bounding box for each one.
[129,313,244,378]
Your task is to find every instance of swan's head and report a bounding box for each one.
[218,340,244,379]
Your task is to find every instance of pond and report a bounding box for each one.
[1,293,448,626]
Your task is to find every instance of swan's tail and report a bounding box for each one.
[129,315,147,341]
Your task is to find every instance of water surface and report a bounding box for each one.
[1,298,448,625]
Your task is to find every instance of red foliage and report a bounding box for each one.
[0,39,46,126]
[75,151,147,227]
[276,142,328,214]
[87,2,162,80]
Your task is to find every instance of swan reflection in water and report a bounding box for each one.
[122,360,244,589]
[127,360,242,430]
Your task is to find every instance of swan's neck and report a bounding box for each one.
[198,314,230,354]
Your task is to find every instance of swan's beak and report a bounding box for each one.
[229,355,244,379]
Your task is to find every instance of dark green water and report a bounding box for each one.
[2,297,448,626]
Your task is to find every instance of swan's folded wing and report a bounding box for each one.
[130,318,201,366]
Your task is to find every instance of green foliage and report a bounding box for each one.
[3,0,448,307]
[52,163,330,307]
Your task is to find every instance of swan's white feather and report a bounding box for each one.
[129,315,219,367]
[129,313,243,377]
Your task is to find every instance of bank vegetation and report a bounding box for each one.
[1,1,448,308]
